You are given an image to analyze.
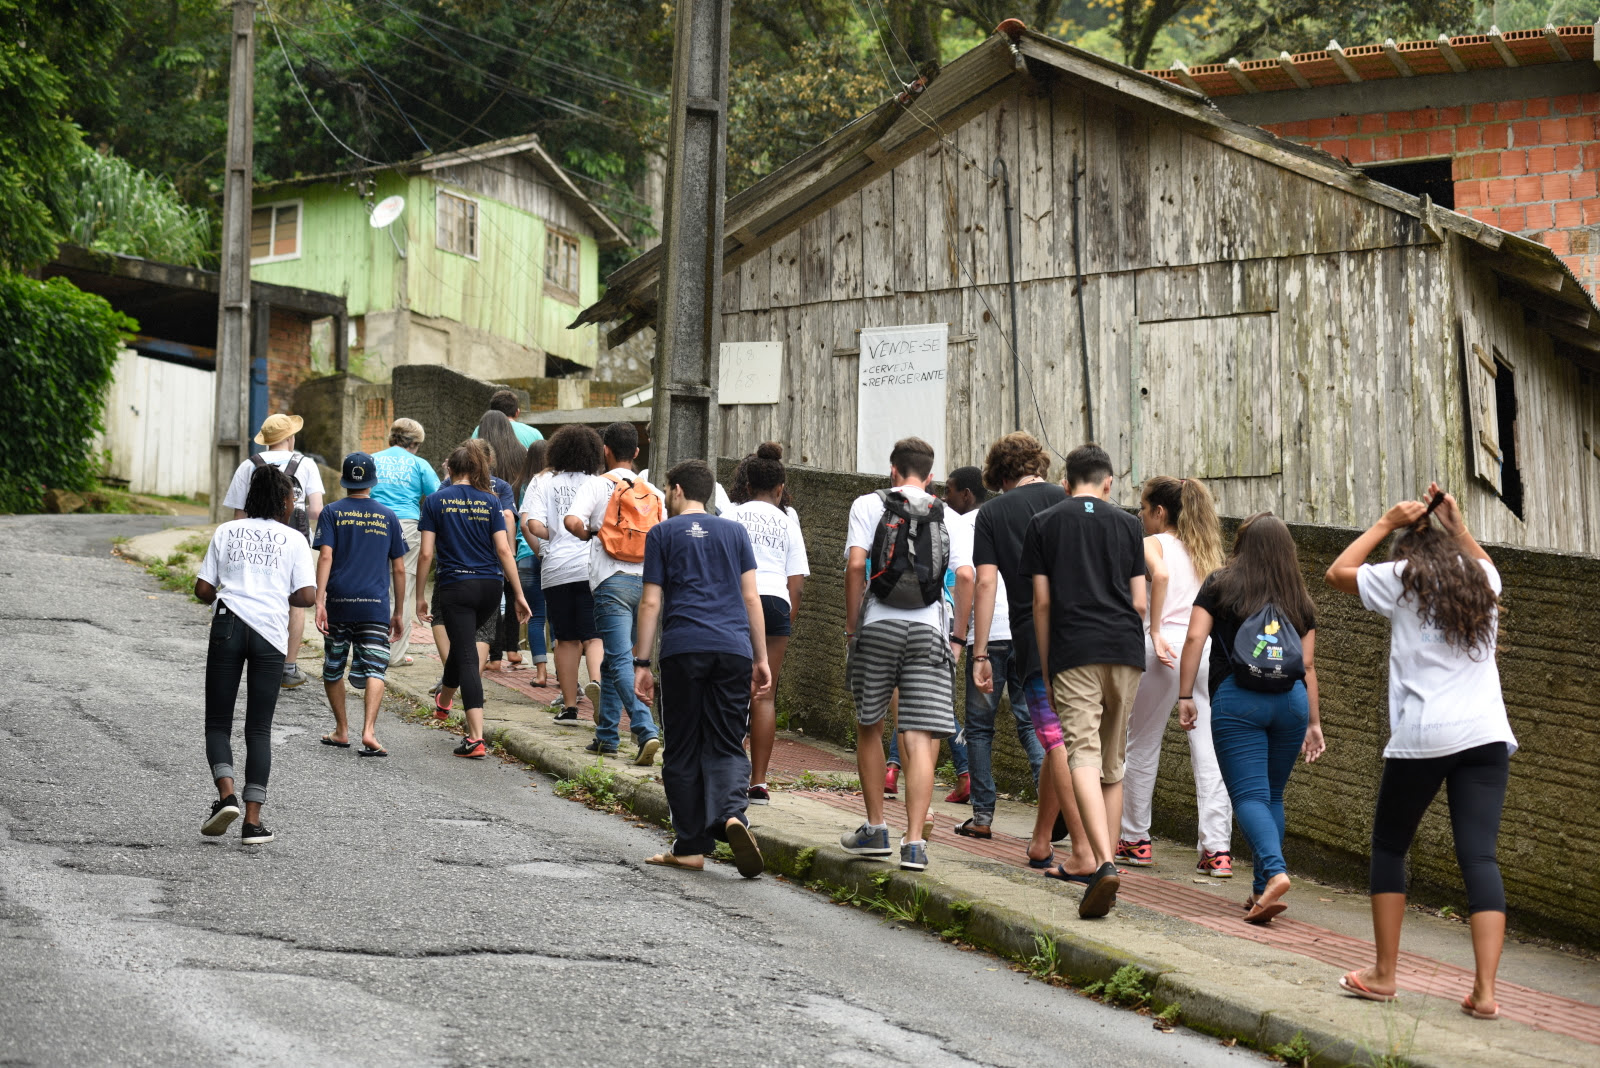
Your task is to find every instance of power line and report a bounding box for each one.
[262,0,392,166]
[322,0,430,154]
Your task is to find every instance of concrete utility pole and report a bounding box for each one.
[649,0,731,471]
[211,0,256,521]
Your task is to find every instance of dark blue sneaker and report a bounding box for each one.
[839,822,892,857]
[899,839,928,872]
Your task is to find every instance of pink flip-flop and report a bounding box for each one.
[1339,971,1398,1002]
[1460,994,1499,1020]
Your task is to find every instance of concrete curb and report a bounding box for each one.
[377,673,1472,1068]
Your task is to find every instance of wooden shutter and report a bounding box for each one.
[1465,342,1502,492]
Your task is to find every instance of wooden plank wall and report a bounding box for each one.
[715,79,1593,551]
[99,350,216,499]
[1452,241,1600,553]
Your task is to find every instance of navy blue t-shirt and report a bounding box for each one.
[418,483,508,585]
[491,476,515,516]
[315,497,408,623]
[643,512,757,660]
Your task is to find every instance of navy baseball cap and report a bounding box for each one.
[340,452,378,489]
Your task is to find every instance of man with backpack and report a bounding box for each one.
[222,413,325,689]
[1020,444,1148,918]
[838,437,957,873]
[564,422,664,765]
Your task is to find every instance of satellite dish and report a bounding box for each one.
[369,195,405,228]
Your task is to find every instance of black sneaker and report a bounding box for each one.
[202,794,241,837]
[747,784,770,805]
[1078,861,1121,919]
[584,739,618,756]
[240,821,274,844]
[453,737,487,758]
[554,707,581,723]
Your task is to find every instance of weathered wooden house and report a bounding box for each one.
[578,26,1600,554]
[253,134,629,385]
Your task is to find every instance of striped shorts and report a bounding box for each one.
[847,619,958,739]
[323,620,391,683]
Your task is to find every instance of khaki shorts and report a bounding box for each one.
[1050,663,1142,783]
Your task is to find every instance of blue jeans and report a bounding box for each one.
[593,573,658,747]
[517,556,547,664]
[963,642,1044,820]
[1209,677,1309,894]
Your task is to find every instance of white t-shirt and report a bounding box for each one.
[846,487,946,631]
[946,506,1009,643]
[222,451,325,512]
[725,500,809,603]
[568,467,666,589]
[523,471,597,588]
[1357,558,1518,760]
[1152,531,1202,631]
[197,518,317,655]
[638,469,733,515]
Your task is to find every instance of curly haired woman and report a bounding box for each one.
[1325,482,1515,1020]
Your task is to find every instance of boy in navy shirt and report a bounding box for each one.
[315,452,408,756]
[633,460,769,877]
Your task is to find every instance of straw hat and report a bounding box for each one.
[253,413,304,446]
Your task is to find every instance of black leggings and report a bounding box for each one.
[490,578,520,660]
[204,604,285,805]
[437,578,501,710]
[1370,741,1510,914]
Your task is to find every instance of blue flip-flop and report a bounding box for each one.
[1043,865,1094,885]
[320,736,351,748]
[1027,854,1054,869]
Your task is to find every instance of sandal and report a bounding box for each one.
[319,735,351,748]
[953,818,992,839]
[1027,851,1055,869]
[356,746,389,758]
[1460,994,1499,1020]
[645,853,704,871]
[1043,865,1094,885]
[1339,971,1398,1003]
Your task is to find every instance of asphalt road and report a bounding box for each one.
[0,515,1265,1067]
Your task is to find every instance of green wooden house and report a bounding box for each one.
[250,134,628,384]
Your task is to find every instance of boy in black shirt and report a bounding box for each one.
[1020,444,1147,918]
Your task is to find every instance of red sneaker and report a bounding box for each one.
[433,694,453,720]
[884,765,899,797]
[1197,850,1233,878]
[943,772,971,804]
[1115,838,1153,867]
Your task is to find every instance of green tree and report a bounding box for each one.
[46,144,214,268]
[0,0,124,269]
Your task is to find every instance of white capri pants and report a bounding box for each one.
[1119,626,1232,854]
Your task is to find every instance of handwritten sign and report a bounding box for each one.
[718,341,783,405]
[855,322,947,480]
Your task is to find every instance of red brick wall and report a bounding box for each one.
[1262,91,1600,300]
[358,394,392,454]
[266,309,313,416]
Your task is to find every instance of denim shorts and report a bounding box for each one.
[761,594,792,638]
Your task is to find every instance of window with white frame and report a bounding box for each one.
[250,202,300,263]
[544,228,580,301]
[436,190,478,258]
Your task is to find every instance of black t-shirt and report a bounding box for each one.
[1192,572,1316,699]
[1019,495,1147,674]
[972,481,1068,679]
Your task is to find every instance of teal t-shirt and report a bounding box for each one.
[472,422,544,446]
[372,446,440,521]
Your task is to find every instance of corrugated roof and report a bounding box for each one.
[1149,24,1593,98]
[573,25,1600,368]
[258,134,630,250]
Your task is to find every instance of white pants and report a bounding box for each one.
[1120,626,1232,854]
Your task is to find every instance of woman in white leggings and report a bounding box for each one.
[1117,476,1234,877]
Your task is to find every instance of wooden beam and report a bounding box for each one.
[1487,26,1519,68]
[1436,34,1467,73]
[1225,58,1259,94]
[1382,38,1414,77]
[1529,312,1600,357]
[1544,24,1572,62]
[1327,39,1362,83]
[1276,51,1312,89]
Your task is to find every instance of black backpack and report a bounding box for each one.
[250,451,309,539]
[867,488,948,610]
[1226,602,1305,692]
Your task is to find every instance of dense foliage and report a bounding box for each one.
[47,144,214,268]
[0,274,136,513]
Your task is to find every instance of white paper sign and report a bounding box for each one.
[718,341,783,405]
[855,322,947,480]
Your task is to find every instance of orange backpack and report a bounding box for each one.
[597,473,664,563]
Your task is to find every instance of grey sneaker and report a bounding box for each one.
[281,664,308,689]
[634,737,661,767]
[839,823,892,857]
[899,839,929,872]
[583,680,601,711]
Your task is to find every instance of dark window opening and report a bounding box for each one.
[1493,357,1523,520]
[1361,158,1455,210]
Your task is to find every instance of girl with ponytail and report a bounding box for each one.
[1116,475,1235,877]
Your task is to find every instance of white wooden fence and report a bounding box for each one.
[98,349,214,499]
